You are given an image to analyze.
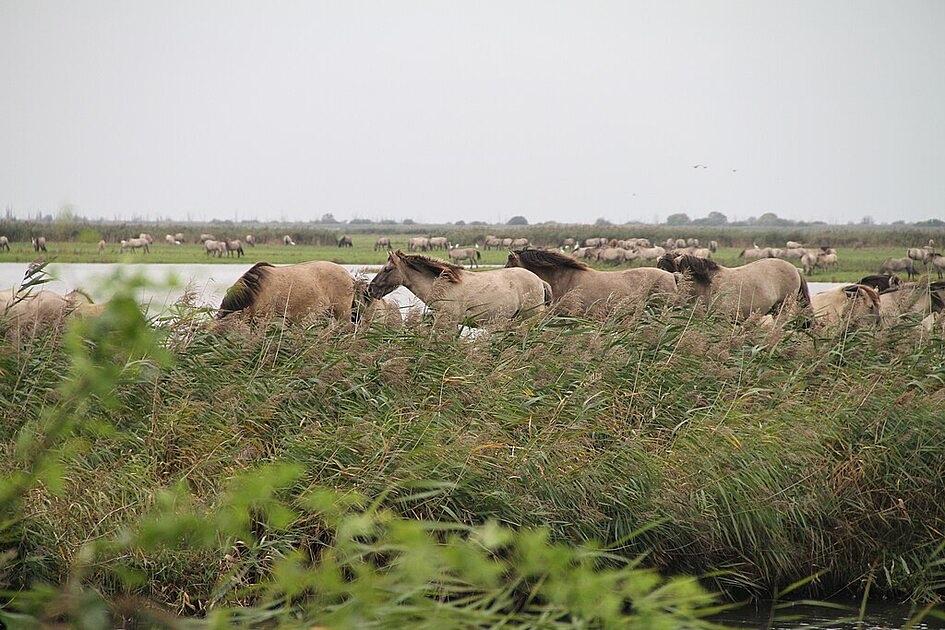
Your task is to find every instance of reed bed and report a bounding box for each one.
[1,295,944,625]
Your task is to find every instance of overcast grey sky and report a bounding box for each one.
[2,1,944,224]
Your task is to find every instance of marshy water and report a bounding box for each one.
[0,262,845,314]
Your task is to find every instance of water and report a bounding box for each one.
[0,263,846,314]
[718,599,942,629]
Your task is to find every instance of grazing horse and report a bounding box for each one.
[877,280,945,325]
[0,236,9,252]
[374,237,392,251]
[283,235,296,246]
[174,232,185,242]
[506,248,675,316]
[32,237,47,252]
[217,261,355,322]
[245,234,256,246]
[857,274,902,292]
[811,284,881,329]
[120,238,150,254]
[879,258,917,280]
[562,238,576,250]
[165,234,176,244]
[428,237,449,250]
[448,247,481,268]
[657,253,809,321]
[204,239,227,257]
[1,288,106,341]
[408,236,430,252]
[484,236,503,250]
[226,240,244,257]
[929,253,945,279]
[337,235,353,248]
[368,250,549,324]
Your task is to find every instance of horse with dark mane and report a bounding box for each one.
[217,260,355,322]
[368,250,549,324]
[657,253,809,321]
[876,279,945,326]
[856,274,902,293]
[505,248,675,315]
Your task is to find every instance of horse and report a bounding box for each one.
[0,236,9,252]
[408,236,430,252]
[368,250,549,324]
[907,247,933,267]
[506,248,675,316]
[338,235,353,248]
[739,245,770,261]
[217,261,355,322]
[1,288,106,341]
[635,246,666,262]
[245,234,256,246]
[877,280,945,326]
[204,239,226,257]
[139,233,154,244]
[448,247,480,268]
[283,235,296,246]
[32,237,47,252]
[165,234,176,244]
[428,237,449,250]
[811,284,881,330]
[562,238,576,250]
[174,232,185,243]
[929,253,945,279]
[786,241,803,249]
[97,239,106,253]
[374,237,392,251]
[120,238,150,254]
[226,240,244,257]
[584,237,607,248]
[879,258,917,280]
[708,240,719,253]
[657,253,809,321]
[199,233,216,243]
[484,236,503,250]
[817,252,839,271]
[510,238,529,249]
[857,274,902,292]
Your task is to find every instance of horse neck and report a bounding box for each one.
[396,265,441,302]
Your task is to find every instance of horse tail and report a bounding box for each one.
[476,250,481,259]
[797,273,811,309]
[217,262,274,319]
[542,280,553,307]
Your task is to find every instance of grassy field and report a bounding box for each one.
[1,288,944,625]
[0,235,936,284]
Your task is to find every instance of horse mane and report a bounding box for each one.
[513,248,589,271]
[655,253,678,273]
[858,274,900,292]
[669,254,720,285]
[217,262,274,318]
[398,253,464,283]
[929,280,945,312]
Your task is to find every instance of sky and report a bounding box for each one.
[2,1,944,224]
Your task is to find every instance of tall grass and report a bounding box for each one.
[1,290,945,624]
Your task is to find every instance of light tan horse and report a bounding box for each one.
[657,253,810,321]
[0,236,10,251]
[876,280,945,326]
[811,284,881,330]
[368,250,549,324]
[1,288,106,340]
[448,247,480,268]
[217,261,355,322]
[505,248,675,315]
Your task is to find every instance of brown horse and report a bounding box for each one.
[505,248,675,315]
[217,261,355,322]
[368,250,549,324]
[877,280,945,325]
[811,284,881,329]
[657,253,809,321]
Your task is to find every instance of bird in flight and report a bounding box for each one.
[692,164,708,169]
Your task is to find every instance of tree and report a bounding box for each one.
[507,215,528,226]
[402,218,416,225]
[320,213,339,224]
[915,218,945,227]
[454,220,466,225]
[756,212,783,226]
[665,213,690,226]
[594,217,613,227]
[704,211,727,225]
[860,215,874,225]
